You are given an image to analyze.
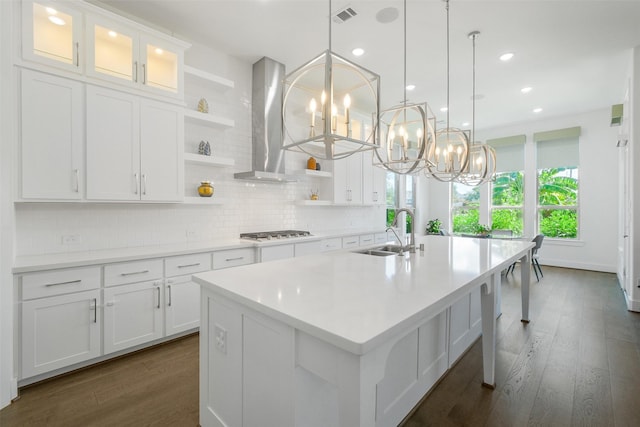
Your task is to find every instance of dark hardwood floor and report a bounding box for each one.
[1,266,639,426]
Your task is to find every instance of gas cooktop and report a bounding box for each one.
[240,230,312,241]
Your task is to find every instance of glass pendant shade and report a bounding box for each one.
[425,127,470,182]
[282,50,380,160]
[374,102,435,174]
[457,141,496,186]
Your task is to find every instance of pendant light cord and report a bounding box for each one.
[328,0,332,51]
[472,33,476,144]
[403,0,407,106]
[445,0,450,129]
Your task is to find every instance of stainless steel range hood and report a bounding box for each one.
[234,57,296,182]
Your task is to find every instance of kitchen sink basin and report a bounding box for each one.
[353,245,404,257]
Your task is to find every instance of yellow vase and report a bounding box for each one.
[198,181,214,197]
[307,157,316,170]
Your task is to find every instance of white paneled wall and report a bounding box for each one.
[14,42,385,256]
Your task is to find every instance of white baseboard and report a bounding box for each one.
[624,292,640,312]
[538,258,616,273]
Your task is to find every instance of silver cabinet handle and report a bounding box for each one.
[178,263,200,269]
[91,298,97,323]
[142,174,147,195]
[74,169,79,192]
[134,173,139,194]
[142,63,147,84]
[155,286,161,309]
[120,270,149,276]
[225,257,244,262]
[74,42,79,67]
[167,285,172,307]
[133,61,138,82]
[45,279,81,287]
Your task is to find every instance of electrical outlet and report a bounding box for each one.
[214,324,227,354]
[61,234,81,245]
[186,229,197,240]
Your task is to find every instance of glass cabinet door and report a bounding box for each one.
[142,36,180,94]
[86,16,138,85]
[23,1,82,72]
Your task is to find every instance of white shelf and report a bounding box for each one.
[184,153,235,167]
[184,65,234,90]
[295,169,332,178]
[183,196,224,205]
[184,109,234,129]
[296,200,332,206]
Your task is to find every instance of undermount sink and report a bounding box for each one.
[353,245,404,257]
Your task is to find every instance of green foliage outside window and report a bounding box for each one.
[538,167,578,238]
[491,209,523,235]
[452,208,479,234]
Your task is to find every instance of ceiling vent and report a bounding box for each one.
[333,6,357,23]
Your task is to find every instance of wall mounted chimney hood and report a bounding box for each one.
[234,57,296,182]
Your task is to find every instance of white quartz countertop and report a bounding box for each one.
[193,235,535,355]
[12,228,389,273]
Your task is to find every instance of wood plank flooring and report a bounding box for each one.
[1,266,639,426]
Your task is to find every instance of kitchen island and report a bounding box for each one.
[193,235,534,427]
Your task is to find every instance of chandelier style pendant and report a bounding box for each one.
[457,31,496,186]
[425,0,470,182]
[282,1,380,160]
[374,0,436,175]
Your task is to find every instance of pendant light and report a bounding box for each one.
[282,0,380,160]
[374,0,436,175]
[457,31,496,186]
[425,0,469,182]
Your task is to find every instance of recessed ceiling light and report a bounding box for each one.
[376,7,399,24]
[155,48,164,55]
[533,107,543,113]
[108,30,118,38]
[521,86,532,94]
[440,107,448,112]
[48,16,66,26]
[461,122,470,127]
[499,52,514,62]
[45,7,57,15]
[352,48,364,57]
[406,84,415,91]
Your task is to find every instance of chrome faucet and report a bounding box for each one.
[392,208,416,253]
[386,226,404,255]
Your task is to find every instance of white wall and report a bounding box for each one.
[0,0,16,409]
[628,46,640,310]
[423,108,619,273]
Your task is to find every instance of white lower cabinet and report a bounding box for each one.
[103,280,164,354]
[259,244,294,262]
[21,289,101,378]
[165,275,201,335]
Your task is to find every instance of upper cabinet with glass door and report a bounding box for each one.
[22,0,83,74]
[21,0,188,99]
[86,15,185,98]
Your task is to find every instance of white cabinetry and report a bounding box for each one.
[362,153,386,206]
[320,237,342,252]
[86,85,183,201]
[22,0,83,74]
[103,280,164,354]
[164,252,211,335]
[333,152,363,204]
[212,248,255,270]
[259,244,294,263]
[20,69,83,200]
[85,14,184,97]
[20,266,101,378]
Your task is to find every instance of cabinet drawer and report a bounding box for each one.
[22,267,101,300]
[295,241,321,257]
[260,244,294,263]
[165,252,211,277]
[212,248,255,270]
[342,236,360,249]
[375,232,390,244]
[104,259,163,287]
[359,234,375,246]
[320,238,342,252]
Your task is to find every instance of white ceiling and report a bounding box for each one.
[98,0,640,131]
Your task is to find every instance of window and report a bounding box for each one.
[386,172,398,226]
[451,182,480,233]
[489,135,525,236]
[535,127,580,239]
